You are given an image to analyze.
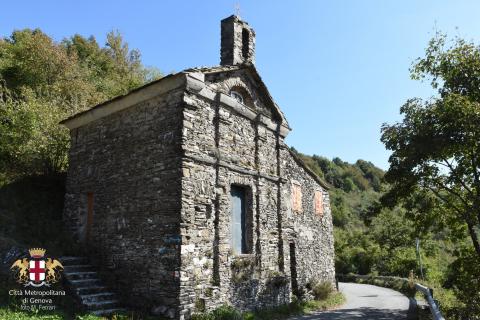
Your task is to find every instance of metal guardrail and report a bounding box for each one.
[415,283,445,320]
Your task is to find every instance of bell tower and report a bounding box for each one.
[220,15,255,66]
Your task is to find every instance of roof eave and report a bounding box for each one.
[60,72,185,130]
[287,148,330,190]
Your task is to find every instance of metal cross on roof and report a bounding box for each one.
[235,2,241,18]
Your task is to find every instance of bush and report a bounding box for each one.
[192,305,243,320]
[0,89,71,179]
[312,281,333,301]
[444,248,480,318]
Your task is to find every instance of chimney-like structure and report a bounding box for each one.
[220,15,255,66]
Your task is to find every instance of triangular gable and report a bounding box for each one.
[186,64,290,130]
[61,64,291,131]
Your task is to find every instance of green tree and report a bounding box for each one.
[381,33,480,317]
[0,29,96,107]
[63,31,161,99]
[0,85,70,178]
[445,247,480,317]
[0,29,161,180]
[381,34,480,258]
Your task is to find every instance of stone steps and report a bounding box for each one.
[76,285,108,295]
[92,308,128,316]
[80,292,116,303]
[65,271,99,281]
[69,278,102,287]
[83,299,120,310]
[64,264,96,273]
[61,256,89,265]
[61,256,126,316]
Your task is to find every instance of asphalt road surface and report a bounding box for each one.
[294,282,413,320]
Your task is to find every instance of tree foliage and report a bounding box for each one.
[292,150,423,276]
[381,33,480,258]
[296,150,463,317]
[381,33,480,317]
[0,86,70,177]
[0,29,161,180]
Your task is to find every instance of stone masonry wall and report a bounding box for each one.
[281,148,336,294]
[176,70,331,318]
[63,87,185,314]
[63,68,335,320]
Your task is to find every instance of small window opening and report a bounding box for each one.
[242,28,250,60]
[242,28,250,59]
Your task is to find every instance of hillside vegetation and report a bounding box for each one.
[0,28,161,183]
[292,149,468,317]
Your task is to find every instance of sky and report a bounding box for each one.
[1,1,480,169]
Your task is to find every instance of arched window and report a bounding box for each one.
[229,86,253,107]
[230,90,243,104]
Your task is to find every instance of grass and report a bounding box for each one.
[301,292,346,312]
[0,307,71,320]
[192,292,346,320]
[0,306,170,320]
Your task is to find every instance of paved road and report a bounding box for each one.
[294,282,413,320]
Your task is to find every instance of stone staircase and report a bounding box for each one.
[61,256,126,316]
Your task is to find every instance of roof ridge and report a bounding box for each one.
[287,148,330,190]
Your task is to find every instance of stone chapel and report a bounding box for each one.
[61,15,335,319]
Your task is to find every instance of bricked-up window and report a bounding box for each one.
[291,182,302,213]
[314,190,324,216]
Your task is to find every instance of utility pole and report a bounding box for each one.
[416,238,425,280]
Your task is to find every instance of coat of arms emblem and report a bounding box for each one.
[10,248,64,287]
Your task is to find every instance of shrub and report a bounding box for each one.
[312,281,333,301]
[192,305,243,320]
[230,256,256,284]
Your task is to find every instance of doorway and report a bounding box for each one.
[85,192,94,243]
[289,242,299,296]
